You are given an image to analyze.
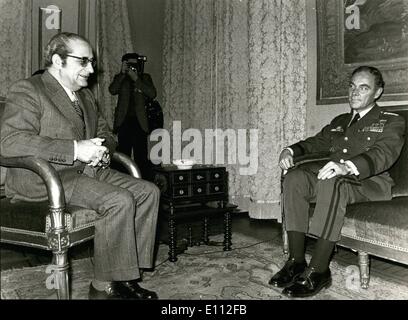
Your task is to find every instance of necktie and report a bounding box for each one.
[348,113,360,127]
[72,99,84,120]
[72,99,85,136]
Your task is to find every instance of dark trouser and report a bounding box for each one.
[69,168,160,281]
[283,162,369,242]
[117,116,154,181]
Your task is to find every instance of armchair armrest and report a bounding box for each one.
[112,152,141,178]
[0,156,65,208]
[281,153,331,180]
[0,155,66,231]
[293,152,331,167]
[0,153,141,231]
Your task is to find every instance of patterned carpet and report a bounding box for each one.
[1,233,408,300]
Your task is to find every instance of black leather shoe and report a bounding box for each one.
[88,283,122,300]
[282,267,332,298]
[116,280,158,300]
[269,258,307,288]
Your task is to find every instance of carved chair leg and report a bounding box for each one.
[54,251,70,299]
[358,251,370,289]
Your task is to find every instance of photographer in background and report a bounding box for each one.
[109,53,157,181]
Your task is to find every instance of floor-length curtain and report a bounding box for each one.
[163,0,307,220]
[0,0,31,98]
[96,0,134,128]
[163,0,216,132]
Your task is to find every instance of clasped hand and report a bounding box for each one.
[317,161,348,180]
[76,138,110,168]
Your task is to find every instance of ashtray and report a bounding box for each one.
[172,159,196,170]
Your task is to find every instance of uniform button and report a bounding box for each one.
[344,137,348,141]
[77,170,83,174]
[340,159,345,163]
[343,148,348,153]
[367,137,371,141]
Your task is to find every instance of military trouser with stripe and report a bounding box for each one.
[283,162,369,242]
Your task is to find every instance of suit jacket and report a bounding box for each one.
[289,104,406,200]
[0,71,117,202]
[109,73,156,134]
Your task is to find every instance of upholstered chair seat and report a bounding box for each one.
[1,199,98,248]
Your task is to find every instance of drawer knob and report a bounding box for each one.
[214,186,219,191]
[179,176,184,181]
[179,190,184,195]
[215,173,219,178]
[197,188,202,193]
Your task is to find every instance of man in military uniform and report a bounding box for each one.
[269,66,406,297]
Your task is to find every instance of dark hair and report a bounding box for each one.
[44,32,90,68]
[122,53,140,62]
[352,66,385,89]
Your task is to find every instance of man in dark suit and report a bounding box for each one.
[109,53,157,181]
[269,66,406,297]
[0,32,160,300]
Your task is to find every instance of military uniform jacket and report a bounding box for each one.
[289,105,406,200]
[0,71,117,202]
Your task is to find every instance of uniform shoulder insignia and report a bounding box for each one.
[381,111,400,116]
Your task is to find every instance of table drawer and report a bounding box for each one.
[209,169,224,181]
[209,183,224,194]
[192,183,207,196]
[172,186,190,198]
[173,172,190,184]
[192,171,207,182]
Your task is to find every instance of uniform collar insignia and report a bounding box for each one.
[331,126,344,132]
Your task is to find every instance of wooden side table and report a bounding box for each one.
[153,165,236,262]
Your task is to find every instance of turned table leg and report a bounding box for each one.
[168,204,178,262]
[223,201,232,251]
[202,217,209,245]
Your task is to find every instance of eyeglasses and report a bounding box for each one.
[66,54,97,68]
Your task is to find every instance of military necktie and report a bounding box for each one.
[348,113,360,127]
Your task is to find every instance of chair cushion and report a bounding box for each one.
[0,198,98,232]
[342,197,408,251]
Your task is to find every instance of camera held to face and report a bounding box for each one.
[128,56,147,74]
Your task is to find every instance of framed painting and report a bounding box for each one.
[317,0,408,104]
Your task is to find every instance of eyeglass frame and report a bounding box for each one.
[65,54,97,68]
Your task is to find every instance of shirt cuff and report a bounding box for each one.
[73,140,78,161]
[345,160,359,176]
[284,147,294,156]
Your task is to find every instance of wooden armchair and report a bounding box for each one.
[0,150,140,299]
[281,105,408,289]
